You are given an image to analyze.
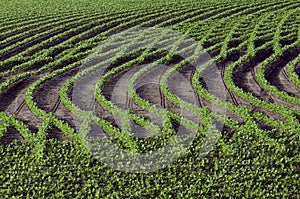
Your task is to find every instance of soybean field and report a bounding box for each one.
[1,0,300,198]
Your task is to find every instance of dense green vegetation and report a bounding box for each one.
[0,0,300,198]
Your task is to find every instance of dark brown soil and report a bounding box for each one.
[0,74,44,134]
[46,125,72,142]
[265,48,300,100]
[1,127,25,145]
[1,2,299,145]
[34,68,80,133]
[231,48,296,120]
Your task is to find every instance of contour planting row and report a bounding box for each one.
[63,0,284,136]
[0,9,100,43]
[7,2,239,145]
[222,10,300,134]
[0,0,298,148]
[0,5,182,62]
[0,2,223,76]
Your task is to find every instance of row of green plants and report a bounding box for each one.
[20,31,184,154]
[74,1,274,152]
[221,10,300,130]
[0,12,102,67]
[60,9,253,157]
[162,14,283,149]
[0,0,296,155]
[51,0,296,154]
[0,2,209,78]
[0,12,103,56]
[94,34,208,153]
[0,9,94,45]
[0,4,155,35]
[1,0,300,197]
[91,3,289,153]
[188,10,300,145]
[255,8,300,106]
[189,0,296,51]
[0,112,34,144]
[0,0,235,154]
[0,6,173,76]
[0,7,144,60]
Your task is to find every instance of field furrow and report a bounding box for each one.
[1,0,300,197]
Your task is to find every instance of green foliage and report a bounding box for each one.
[0,0,300,198]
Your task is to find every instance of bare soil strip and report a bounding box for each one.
[1,2,299,144]
[220,64,239,106]
[231,49,291,121]
[34,68,79,132]
[280,68,300,98]
[265,48,300,103]
[234,63,285,120]
[1,127,25,145]
[0,74,45,133]
[46,125,72,142]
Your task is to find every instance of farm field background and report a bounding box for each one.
[1,0,300,197]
